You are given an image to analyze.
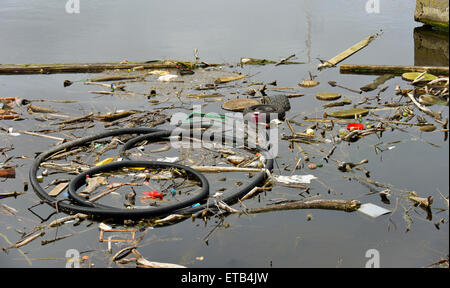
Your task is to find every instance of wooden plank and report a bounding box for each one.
[48,183,69,197]
[340,64,449,76]
[318,34,379,70]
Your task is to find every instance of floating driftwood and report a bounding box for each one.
[240,56,304,66]
[41,234,73,246]
[274,54,298,66]
[240,187,265,202]
[328,81,362,94]
[154,214,186,224]
[132,249,186,268]
[0,126,65,141]
[48,182,69,197]
[0,60,218,75]
[0,191,24,199]
[27,104,58,114]
[93,110,138,122]
[318,33,380,70]
[57,113,94,126]
[245,199,361,214]
[408,195,433,209]
[47,213,88,228]
[340,64,449,76]
[2,232,45,252]
[215,74,246,84]
[191,166,264,173]
[0,114,19,120]
[323,99,352,108]
[360,74,394,92]
[240,58,277,65]
[343,127,384,142]
[186,93,223,99]
[89,75,140,82]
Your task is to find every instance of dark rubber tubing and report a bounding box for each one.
[30,126,273,220]
[67,160,209,218]
[119,129,274,215]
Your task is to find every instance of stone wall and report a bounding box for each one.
[415,0,449,29]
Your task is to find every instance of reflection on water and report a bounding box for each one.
[0,0,419,65]
[414,26,449,67]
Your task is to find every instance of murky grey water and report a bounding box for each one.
[0,0,448,268]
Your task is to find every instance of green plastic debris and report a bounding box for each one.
[184,112,226,123]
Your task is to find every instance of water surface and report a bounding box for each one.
[0,0,448,268]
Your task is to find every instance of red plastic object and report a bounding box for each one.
[143,190,164,198]
[251,112,263,123]
[347,123,364,131]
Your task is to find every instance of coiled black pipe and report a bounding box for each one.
[67,160,209,218]
[30,125,273,220]
[30,128,164,219]
[119,128,274,215]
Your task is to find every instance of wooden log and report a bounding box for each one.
[245,199,361,214]
[0,114,19,120]
[360,74,394,92]
[340,64,449,76]
[0,61,218,75]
